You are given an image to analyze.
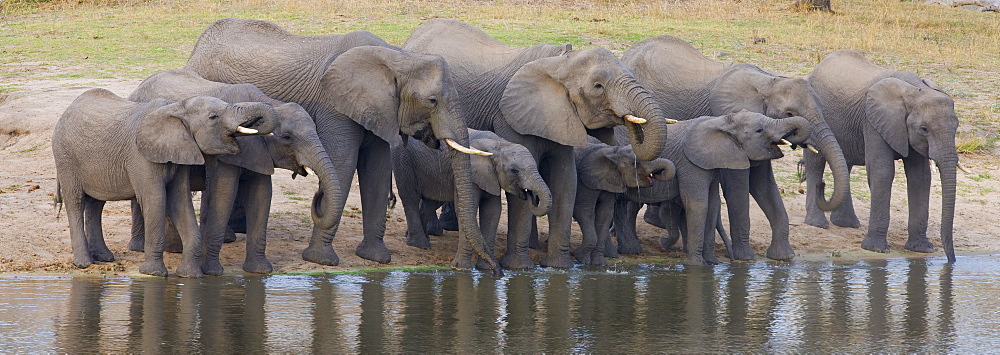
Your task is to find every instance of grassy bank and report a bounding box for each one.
[2,0,998,145]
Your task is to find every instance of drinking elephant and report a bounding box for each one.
[403,19,669,269]
[613,110,812,265]
[185,18,501,274]
[393,129,553,268]
[572,139,675,266]
[619,35,850,261]
[126,68,340,274]
[805,49,959,262]
[53,88,277,277]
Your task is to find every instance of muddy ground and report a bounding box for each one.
[1,79,998,276]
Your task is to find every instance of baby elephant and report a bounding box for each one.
[53,88,277,277]
[393,129,552,269]
[573,140,675,266]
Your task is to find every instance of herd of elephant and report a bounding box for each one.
[52,18,960,278]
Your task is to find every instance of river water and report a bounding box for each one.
[1,255,998,353]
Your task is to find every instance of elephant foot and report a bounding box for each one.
[572,246,594,265]
[603,240,620,258]
[128,236,145,252]
[451,256,474,270]
[904,237,935,253]
[90,248,115,263]
[243,257,274,274]
[683,255,708,266]
[175,262,204,278]
[540,252,575,269]
[643,207,666,229]
[499,252,535,269]
[589,251,607,267]
[202,259,225,276]
[73,254,94,269]
[474,257,494,270]
[424,220,443,236]
[405,230,431,250]
[617,237,643,255]
[831,210,861,228]
[139,260,168,277]
[731,242,756,261]
[356,240,391,264]
[803,212,830,229]
[861,236,890,253]
[659,235,680,251]
[704,253,721,265]
[766,242,796,261]
[302,244,340,266]
[224,227,238,243]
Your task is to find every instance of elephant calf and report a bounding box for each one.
[572,140,675,266]
[53,88,277,277]
[393,129,552,269]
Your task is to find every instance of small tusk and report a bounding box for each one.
[957,163,971,174]
[445,138,493,156]
[304,166,316,176]
[236,126,259,134]
[624,114,647,124]
[779,139,791,146]
[665,118,679,124]
[807,144,820,154]
[264,133,274,137]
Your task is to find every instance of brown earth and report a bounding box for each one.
[1,79,998,277]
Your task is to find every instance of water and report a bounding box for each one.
[1,255,998,353]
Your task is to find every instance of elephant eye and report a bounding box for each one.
[594,83,603,89]
[755,128,764,133]
[428,97,438,105]
[209,114,219,120]
[919,126,929,134]
[282,133,293,140]
[785,112,795,118]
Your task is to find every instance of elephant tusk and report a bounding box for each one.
[445,138,493,156]
[304,166,316,176]
[957,162,971,174]
[264,133,274,137]
[624,114,647,124]
[779,139,791,146]
[807,144,820,154]
[665,118,679,124]
[236,126,259,135]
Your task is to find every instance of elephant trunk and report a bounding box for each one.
[521,167,552,217]
[937,155,957,263]
[777,116,812,144]
[614,76,668,161]
[303,142,342,234]
[647,158,676,182]
[809,122,850,212]
[448,132,505,276]
[232,103,279,136]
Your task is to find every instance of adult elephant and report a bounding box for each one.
[53,89,277,277]
[126,69,340,274]
[404,19,669,268]
[619,35,850,261]
[806,49,959,262]
[185,18,501,274]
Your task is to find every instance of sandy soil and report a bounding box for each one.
[1,79,998,276]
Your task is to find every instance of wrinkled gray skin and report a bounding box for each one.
[573,140,675,266]
[404,19,669,269]
[614,111,812,265]
[619,35,850,261]
[126,69,339,275]
[393,129,553,268]
[806,49,958,262]
[186,18,501,275]
[52,89,277,277]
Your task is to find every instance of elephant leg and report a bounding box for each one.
[163,216,184,254]
[590,192,615,266]
[62,181,92,268]
[83,196,114,262]
[902,153,933,253]
[539,147,576,269]
[200,162,242,276]
[527,217,540,250]
[438,202,459,232]
[242,172,274,274]
[165,170,203,278]
[303,122,361,266]
[643,204,665,229]
[614,198,643,255]
[658,201,683,252]
[703,182,722,265]
[394,152,432,249]
[861,132,896,253]
[228,190,248,237]
[472,194,502,270]
[830,165,861,228]
[748,163,794,261]
[572,188,600,266]
[680,179,712,266]
[136,188,169,277]
[129,199,145,252]
[355,137,392,264]
[499,193,536,269]
[721,169,754,260]
[803,151,831,228]
[420,199,445,237]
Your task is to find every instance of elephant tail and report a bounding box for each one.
[53,182,63,218]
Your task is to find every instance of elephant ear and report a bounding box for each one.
[322,46,402,146]
[579,147,627,193]
[468,138,502,196]
[684,114,750,170]
[216,136,275,175]
[136,101,206,165]
[865,77,914,157]
[500,55,588,147]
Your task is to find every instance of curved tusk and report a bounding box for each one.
[779,139,791,146]
[665,118,679,124]
[264,133,274,137]
[807,144,820,154]
[304,166,316,176]
[624,114,647,124]
[957,163,971,174]
[445,138,493,156]
[236,126,259,135]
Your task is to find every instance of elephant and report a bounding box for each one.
[805,49,959,262]
[393,129,553,268]
[617,34,851,261]
[125,68,340,274]
[572,139,675,266]
[52,88,277,277]
[403,18,670,269]
[185,18,501,274]
[614,110,813,265]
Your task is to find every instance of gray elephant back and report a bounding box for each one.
[623,35,725,120]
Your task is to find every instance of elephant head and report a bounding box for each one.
[865,75,959,262]
[686,110,813,170]
[137,96,278,165]
[576,143,676,193]
[499,47,669,161]
[468,133,553,217]
[710,65,850,212]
